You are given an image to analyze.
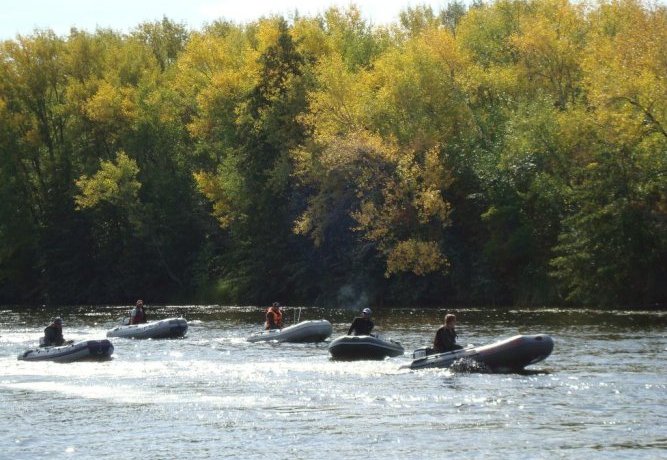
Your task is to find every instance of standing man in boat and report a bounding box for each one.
[265,302,283,330]
[129,299,148,325]
[42,317,66,346]
[432,313,463,353]
[347,308,374,336]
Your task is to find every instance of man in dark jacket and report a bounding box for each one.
[43,317,66,347]
[347,308,374,336]
[433,313,463,353]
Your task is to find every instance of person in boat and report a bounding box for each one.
[129,299,148,325]
[347,307,374,336]
[432,313,463,353]
[42,317,66,347]
[265,302,283,330]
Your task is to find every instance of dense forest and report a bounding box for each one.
[0,0,665,307]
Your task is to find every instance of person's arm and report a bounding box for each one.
[347,319,357,335]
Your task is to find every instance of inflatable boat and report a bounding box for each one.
[18,339,114,363]
[106,317,188,339]
[247,319,333,343]
[406,334,554,372]
[328,335,405,360]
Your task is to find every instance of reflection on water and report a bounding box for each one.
[1,306,666,459]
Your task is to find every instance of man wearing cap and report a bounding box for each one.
[42,317,66,347]
[347,308,375,336]
[265,302,284,330]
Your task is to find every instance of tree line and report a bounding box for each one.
[1,0,665,307]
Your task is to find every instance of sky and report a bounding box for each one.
[0,0,450,40]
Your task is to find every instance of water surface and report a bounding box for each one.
[1,306,665,459]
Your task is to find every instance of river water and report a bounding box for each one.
[1,306,665,459]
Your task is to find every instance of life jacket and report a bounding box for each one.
[130,307,146,325]
[265,307,283,329]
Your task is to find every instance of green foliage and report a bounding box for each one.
[399,5,441,36]
[75,151,141,210]
[551,146,667,305]
[0,0,665,307]
[131,17,190,71]
[321,6,389,70]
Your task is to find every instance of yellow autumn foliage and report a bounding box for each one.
[75,151,141,210]
[385,239,449,276]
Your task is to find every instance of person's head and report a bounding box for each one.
[136,299,144,308]
[445,313,456,328]
[272,302,281,311]
[53,317,63,327]
[362,307,372,317]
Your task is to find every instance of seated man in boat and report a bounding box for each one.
[129,299,148,325]
[42,317,66,347]
[347,308,374,336]
[265,302,283,330]
[432,313,463,354]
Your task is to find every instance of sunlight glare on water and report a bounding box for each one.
[1,305,665,459]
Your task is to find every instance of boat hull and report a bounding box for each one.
[247,320,333,343]
[106,317,188,339]
[407,334,554,371]
[18,339,114,363]
[328,335,404,361]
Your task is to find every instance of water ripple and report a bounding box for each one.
[1,306,665,459]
